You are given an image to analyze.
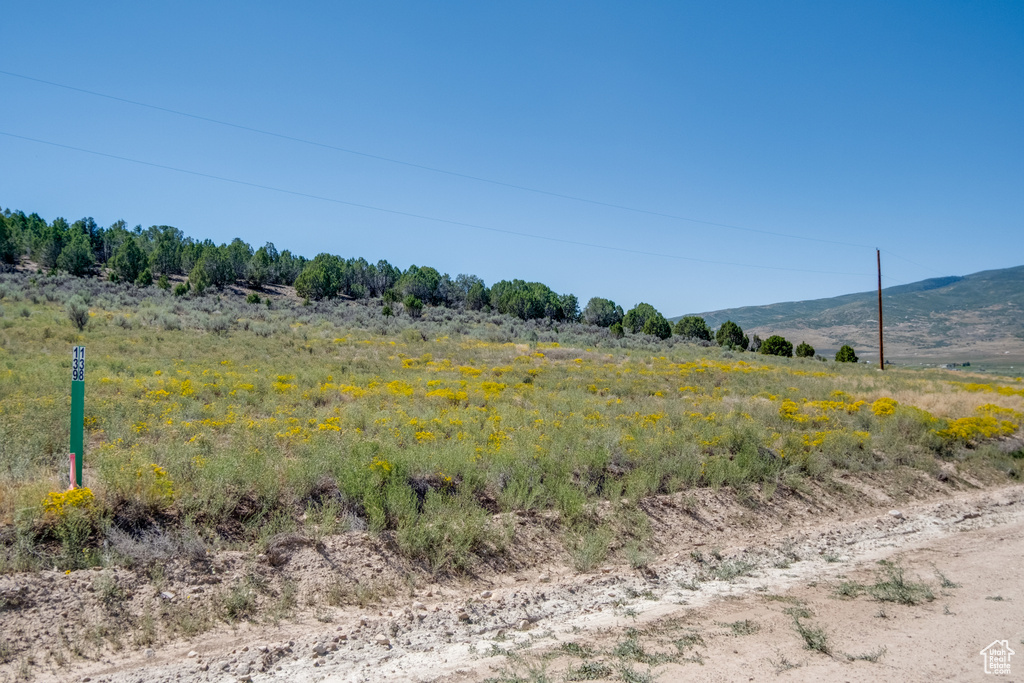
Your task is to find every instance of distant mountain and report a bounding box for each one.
[682,265,1024,370]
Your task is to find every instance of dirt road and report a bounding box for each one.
[4,483,1023,683]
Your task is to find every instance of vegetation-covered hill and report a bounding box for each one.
[2,268,1023,576]
[687,265,1024,371]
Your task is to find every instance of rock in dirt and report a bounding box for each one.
[480,590,492,599]
[889,510,905,520]
[374,634,391,647]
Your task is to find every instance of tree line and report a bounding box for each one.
[0,205,859,359]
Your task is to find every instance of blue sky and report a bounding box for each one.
[1,1,1021,316]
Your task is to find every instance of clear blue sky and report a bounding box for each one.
[2,1,1021,316]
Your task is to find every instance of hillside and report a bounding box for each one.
[689,265,1024,371]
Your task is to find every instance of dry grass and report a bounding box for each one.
[1,270,1022,574]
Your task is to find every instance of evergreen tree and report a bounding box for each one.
[642,312,672,339]
[795,341,815,358]
[294,254,343,300]
[56,229,95,276]
[673,315,712,341]
[760,335,793,357]
[190,248,234,291]
[0,214,17,264]
[247,247,273,289]
[622,303,660,333]
[716,320,748,350]
[582,297,624,327]
[111,238,148,284]
[835,345,858,363]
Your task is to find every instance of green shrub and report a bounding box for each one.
[836,345,858,363]
[623,303,660,334]
[173,281,190,297]
[404,295,424,318]
[582,297,624,327]
[135,267,153,287]
[157,274,171,290]
[65,295,89,332]
[609,321,624,339]
[642,313,672,340]
[716,320,748,350]
[795,341,814,358]
[760,335,793,357]
[246,292,261,304]
[111,238,147,284]
[673,315,712,341]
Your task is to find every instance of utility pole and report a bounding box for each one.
[877,249,885,371]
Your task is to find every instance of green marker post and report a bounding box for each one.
[71,346,85,488]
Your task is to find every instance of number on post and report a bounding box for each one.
[72,346,85,382]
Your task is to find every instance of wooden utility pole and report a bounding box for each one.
[877,249,885,371]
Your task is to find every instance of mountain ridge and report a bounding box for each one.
[678,264,1024,372]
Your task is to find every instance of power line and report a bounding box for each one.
[0,130,875,278]
[880,249,948,278]
[0,69,875,250]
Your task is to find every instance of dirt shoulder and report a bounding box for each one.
[2,476,1023,682]
[457,489,1024,683]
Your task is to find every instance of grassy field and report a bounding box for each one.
[2,271,1023,575]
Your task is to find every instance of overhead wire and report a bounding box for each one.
[0,69,875,250]
[0,130,874,278]
[0,70,953,286]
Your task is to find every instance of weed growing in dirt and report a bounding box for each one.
[567,526,612,572]
[934,568,961,589]
[563,661,613,681]
[870,561,934,605]
[612,630,675,665]
[672,630,706,652]
[833,562,934,605]
[722,619,761,636]
[559,642,597,658]
[325,578,394,608]
[221,580,257,621]
[769,653,801,674]
[617,664,655,683]
[847,646,887,663]
[792,617,831,655]
[834,580,865,598]
[482,652,551,683]
[94,572,128,614]
[783,605,814,620]
[707,558,756,582]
